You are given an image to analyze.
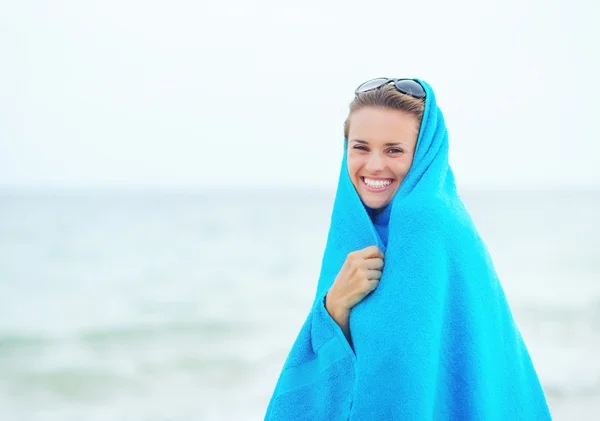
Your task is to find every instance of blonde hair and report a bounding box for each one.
[343,84,425,140]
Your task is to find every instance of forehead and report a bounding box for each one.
[348,107,419,144]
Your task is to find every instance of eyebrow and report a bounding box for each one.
[352,139,407,147]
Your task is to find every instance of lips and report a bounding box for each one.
[361,176,394,192]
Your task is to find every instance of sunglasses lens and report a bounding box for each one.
[394,79,426,98]
[355,78,390,94]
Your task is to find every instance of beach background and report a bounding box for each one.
[2,0,599,419]
[1,188,599,420]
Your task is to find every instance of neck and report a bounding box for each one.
[368,205,387,217]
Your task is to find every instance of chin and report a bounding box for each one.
[358,186,398,210]
[358,192,394,210]
[362,198,391,210]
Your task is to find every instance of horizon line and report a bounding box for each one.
[0,184,599,194]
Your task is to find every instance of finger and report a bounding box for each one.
[366,269,382,280]
[365,257,384,270]
[361,245,384,259]
[367,278,380,291]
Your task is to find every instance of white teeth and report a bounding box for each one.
[364,177,392,188]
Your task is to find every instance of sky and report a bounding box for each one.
[1,0,598,190]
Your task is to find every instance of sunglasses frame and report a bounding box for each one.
[354,78,426,99]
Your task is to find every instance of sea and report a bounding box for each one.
[0,188,598,421]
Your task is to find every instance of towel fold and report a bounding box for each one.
[264,80,552,420]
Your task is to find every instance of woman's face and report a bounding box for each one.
[347,106,420,209]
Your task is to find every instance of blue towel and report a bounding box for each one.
[264,80,552,420]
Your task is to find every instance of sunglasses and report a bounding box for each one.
[354,78,426,99]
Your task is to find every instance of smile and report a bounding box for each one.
[361,177,394,192]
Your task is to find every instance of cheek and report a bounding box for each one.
[347,154,364,175]
[392,156,414,176]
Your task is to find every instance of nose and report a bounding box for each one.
[365,152,385,173]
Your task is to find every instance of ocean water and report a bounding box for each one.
[0,188,598,421]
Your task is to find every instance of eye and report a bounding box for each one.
[353,145,369,151]
[388,148,404,154]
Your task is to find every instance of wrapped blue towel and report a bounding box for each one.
[264,80,552,420]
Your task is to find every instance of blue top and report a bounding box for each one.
[264,79,552,420]
[366,204,391,248]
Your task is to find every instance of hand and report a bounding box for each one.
[326,245,384,316]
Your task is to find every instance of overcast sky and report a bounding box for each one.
[1,0,598,190]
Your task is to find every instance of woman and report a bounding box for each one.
[264,78,552,420]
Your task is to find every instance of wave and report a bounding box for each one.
[544,380,600,398]
[0,319,258,351]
